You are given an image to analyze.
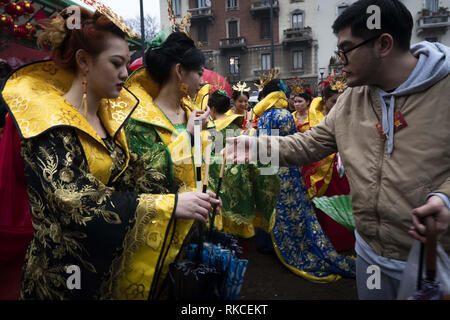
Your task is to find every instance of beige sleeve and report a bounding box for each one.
[433,177,450,200]
[256,105,339,167]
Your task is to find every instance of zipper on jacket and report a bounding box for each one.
[374,138,386,256]
[369,88,386,257]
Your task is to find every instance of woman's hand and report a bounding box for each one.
[187,106,211,135]
[175,191,221,223]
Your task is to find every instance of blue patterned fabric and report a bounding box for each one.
[258,107,356,280]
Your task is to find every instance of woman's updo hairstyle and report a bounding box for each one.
[37,6,126,72]
[296,92,312,103]
[231,89,249,101]
[209,90,231,114]
[145,31,205,85]
[258,79,283,101]
[322,83,339,100]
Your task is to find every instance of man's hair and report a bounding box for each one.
[332,0,413,51]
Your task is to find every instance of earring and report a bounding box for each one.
[180,82,189,97]
[81,73,88,117]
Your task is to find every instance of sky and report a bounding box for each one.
[72,0,161,23]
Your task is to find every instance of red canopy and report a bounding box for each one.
[128,57,233,97]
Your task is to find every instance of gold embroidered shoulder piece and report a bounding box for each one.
[2,60,138,145]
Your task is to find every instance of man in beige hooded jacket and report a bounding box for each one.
[226,0,450,299]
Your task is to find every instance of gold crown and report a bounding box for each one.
[80,0,138,38]
[255,68,280,91]
[287,77,306,95]
[327,70,348,93]
[167,0,192,39]
[232,81,251,94]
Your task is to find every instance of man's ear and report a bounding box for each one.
[378,33,394,59]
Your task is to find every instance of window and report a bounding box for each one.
[338,5,349,16]
[227,0,238,9]
[173,0,181,16]
[426,0,439,12]
[228,20,238,38]
[197,24,208,44]
[293,51,303,69]
[197,0,207,8]
[258,1,271,6]
[229,56,240,74]
[260,17,271,39]
[262,53,271,71]
[292,13,303,29]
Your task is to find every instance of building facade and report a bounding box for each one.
[160,0,450,94]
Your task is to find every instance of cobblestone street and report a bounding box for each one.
[239,237,358,300]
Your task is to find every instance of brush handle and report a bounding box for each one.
[425,215,437,281]
[202,143,212,193]
[196,166,202,192]
[209,154,226,237]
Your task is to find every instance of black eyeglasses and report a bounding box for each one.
[335,35,380,65]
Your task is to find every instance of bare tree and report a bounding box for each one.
[126,14,160,41]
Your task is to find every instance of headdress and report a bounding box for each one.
[79,0,138,38]
[232,81,251,94]
[167,0,192,39]
[254,68,280,92]
[217,90,229,98]
[148,0,193,51]
[326,70,348,93]
[287,77,306,95]
[38,3,138,51]
[207,77,227,92]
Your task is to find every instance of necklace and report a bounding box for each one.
[296,111,307,122]
[168,105,185,124]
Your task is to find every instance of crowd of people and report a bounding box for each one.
[0,0,448,300]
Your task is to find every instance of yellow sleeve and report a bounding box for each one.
[110,193,194,300]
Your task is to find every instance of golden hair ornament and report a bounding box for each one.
[232,81,251,94]
[254,68,280,92]
[287,77,306,95]
[79,0,138,38]
[327,70,348,93]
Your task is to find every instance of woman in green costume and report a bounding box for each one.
[121,31,220,299]
[207,90,280,255]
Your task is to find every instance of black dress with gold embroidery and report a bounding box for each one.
[20,129,139,299]
[2,61,183,300]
